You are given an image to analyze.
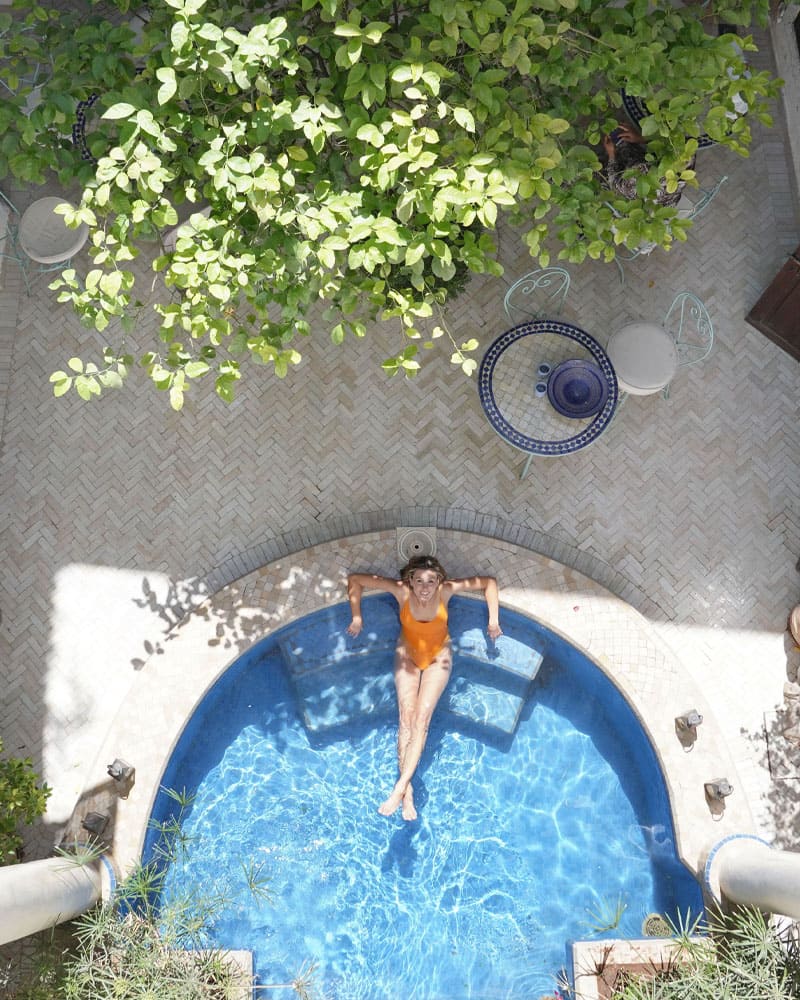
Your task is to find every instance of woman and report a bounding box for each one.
[347,555,501,821]
[602,122,695,208]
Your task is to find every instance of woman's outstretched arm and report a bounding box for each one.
[482,577,502,639]
[346,572,402,636]
[446,575,502,639]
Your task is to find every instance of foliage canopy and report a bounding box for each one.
[0,0,780,405]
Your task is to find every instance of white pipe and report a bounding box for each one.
[0,855,113,945]
[709,836,800,918]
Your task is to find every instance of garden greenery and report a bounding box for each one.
[608,905,800,1000]
[0,738,51,865]
[4,787,317,999]
[0,0,781,406]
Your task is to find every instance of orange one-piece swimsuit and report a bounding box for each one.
[399,600,450,670]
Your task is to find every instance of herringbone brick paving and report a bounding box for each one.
[1,29,799,855]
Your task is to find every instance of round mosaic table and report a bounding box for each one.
[477,319,619,475]
[620,90,715,149]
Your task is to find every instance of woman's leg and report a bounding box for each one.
[388,646,422,820]
[379,645,452,820]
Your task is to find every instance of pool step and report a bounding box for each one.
[452,628,544,681]
[278,600,399,677]
[288,656,397,734]
[447,674,529,734]
[278,595,546,736]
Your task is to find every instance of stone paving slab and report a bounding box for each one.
[0,28,798,862]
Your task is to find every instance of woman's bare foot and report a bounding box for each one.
[378,782,405,817]
[402,785,417,822]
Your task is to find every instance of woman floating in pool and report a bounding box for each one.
[347,555,502,821]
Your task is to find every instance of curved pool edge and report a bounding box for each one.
[64,528,756,883]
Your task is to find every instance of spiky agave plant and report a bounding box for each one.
[609,905,800,1000]
[57,787,318,999]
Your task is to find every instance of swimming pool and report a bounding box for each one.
[145,595,702,999]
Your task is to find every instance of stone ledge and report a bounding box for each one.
[770,7,800,216]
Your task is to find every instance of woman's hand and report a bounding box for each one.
[603,134,616,159]
[487,622,503,641]
[617,122,644,144]
[347,616,363,637]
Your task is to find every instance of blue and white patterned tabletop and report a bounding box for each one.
[477,319,618,457]
[620,90,716,150]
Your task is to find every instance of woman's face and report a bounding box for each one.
[409,569,440,603]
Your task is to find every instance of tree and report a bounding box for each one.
[0,0,780,406]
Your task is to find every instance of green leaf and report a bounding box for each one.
[318,246,336,268]
[216,378,235,403]
[185,360,210,379]
[391,65,413,83]
[67,357,84,373]
[157,80,177,105]
[356,123,383,146]
[197,23,223,41]
[102,103,137,121]
[323,235,350,251]
[155,66,178,105]
[74,375,96,401]
[334,22,362,37]
[405,243,426,265]
[453,107,476,132]
[99,370,124,389]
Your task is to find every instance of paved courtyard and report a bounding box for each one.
[1,26,799,872]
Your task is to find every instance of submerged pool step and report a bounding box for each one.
[289,658,534,736]
[278,600,400,677]
[448,599,546,682]
[290,657,397,734]
[278,595,547,736]
[446,674,529,734]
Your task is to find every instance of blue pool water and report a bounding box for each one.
[145,596,702,999]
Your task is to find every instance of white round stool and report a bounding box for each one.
[18,197,88,265]
[606,321,678,396]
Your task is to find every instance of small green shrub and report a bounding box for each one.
[0,739,51,865]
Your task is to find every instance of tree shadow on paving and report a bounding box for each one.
[741,704,800,851]
[129,567,350,672]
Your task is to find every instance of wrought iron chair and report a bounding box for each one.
[503,268,570,323]
[612,239,656,287]
[0,189,22,289]
[661,291,713,398]
[675,175,729,222]
[609,175,728,285]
